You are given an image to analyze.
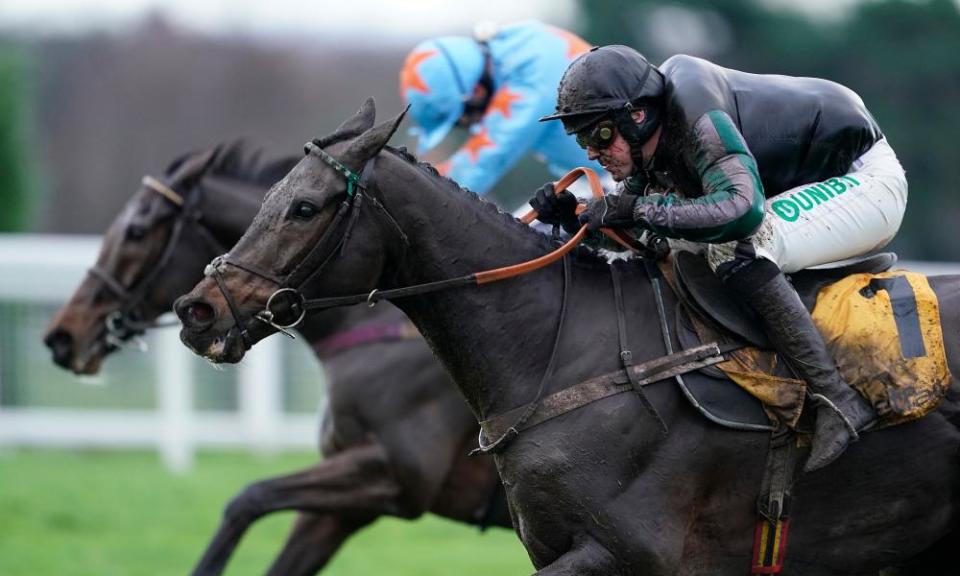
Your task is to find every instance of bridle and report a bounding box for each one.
[201,140,640,353]
[88,175,227,348]
[201,140,407,347]
[200,141,663,454]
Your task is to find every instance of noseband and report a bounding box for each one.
[202,142,401,347]
[89,175,226,347]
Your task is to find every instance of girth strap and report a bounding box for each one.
[479,343,724,440]
[751,428,800,575]
[643,256,674,355]
[611,261,669,435]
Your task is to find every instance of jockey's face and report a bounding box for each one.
[458,84,489,128]
[580,110,654,182]
[584,126,634,182]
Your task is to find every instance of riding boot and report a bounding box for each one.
[723,258,876,472]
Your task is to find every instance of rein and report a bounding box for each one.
[89,174,226,347]
[290,168,652,311]
[204,141,627,351]
[203,142,727,454]
[300,166,641,308]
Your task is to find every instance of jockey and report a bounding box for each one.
[400,20,606,199]
[535,45,907,471]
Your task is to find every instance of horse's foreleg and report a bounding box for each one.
[264,511,375,576]
[190,442,401,576]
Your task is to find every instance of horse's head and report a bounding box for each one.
[44,144,229,374]
[175,98,407,363]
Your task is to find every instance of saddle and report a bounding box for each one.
[627,252,895,432]
[669,250,951,430]
[672,250,898,349]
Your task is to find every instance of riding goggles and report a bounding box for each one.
[575,119,617,150]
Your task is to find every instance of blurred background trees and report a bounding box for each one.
[0,45,30,231]
[1,0,958,258]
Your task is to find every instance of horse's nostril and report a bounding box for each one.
[44,329,74,366]
[188,302,215,324]
[174,295,217,328]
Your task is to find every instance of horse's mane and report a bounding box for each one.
[210,140,300,187]
[382,144,608,265]
[164,140,299,189]
[162,151,194,177]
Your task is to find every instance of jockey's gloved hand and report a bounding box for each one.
[529,182,581,235]
[645,233,671,261]
[578,192,639,231]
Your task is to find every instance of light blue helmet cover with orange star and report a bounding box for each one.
[400,36,485,153]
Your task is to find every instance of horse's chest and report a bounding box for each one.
[496,423,647,528]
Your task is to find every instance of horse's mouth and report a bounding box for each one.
[72,337,112,375]
[190,328,247,364]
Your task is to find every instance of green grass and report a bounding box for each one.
[0,450,533,575]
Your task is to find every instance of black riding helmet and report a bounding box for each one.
[541,45,664,165]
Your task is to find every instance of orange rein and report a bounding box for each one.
[475,167,637,285]
[267,168,643,314]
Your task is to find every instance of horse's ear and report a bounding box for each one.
[215,139,252,173]
[342,105,409,167]
[170,144,221,185]
[311,98,378,149]
[333,98,378,139]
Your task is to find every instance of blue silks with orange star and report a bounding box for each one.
[401,21,604,196]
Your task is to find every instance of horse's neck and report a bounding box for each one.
[297,301,406,345]
[196,176,270,246]
[376,154,620,419]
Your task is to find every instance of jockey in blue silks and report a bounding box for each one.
[400,20,606,199]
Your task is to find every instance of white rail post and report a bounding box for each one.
[238,334,282,455]
[157,323,194,473]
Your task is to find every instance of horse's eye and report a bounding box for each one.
[292,201,319,220]
[126,225,146,240]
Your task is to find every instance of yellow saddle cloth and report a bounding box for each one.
[702,271,951,429]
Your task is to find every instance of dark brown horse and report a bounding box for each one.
[43,141,509,575]
[175,100,960,575]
